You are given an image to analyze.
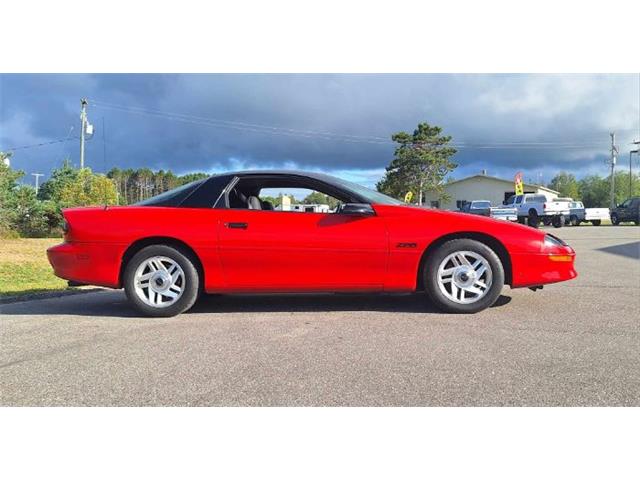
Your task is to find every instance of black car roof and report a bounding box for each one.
[217,170,341,182]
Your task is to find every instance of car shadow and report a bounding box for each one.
[1,291,512,317]
[597,241,640,260]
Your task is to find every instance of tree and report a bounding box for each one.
[548,172,579,199]
[578,175,608,207]
[178,172,209,185]
[0,161,24,206]
[7,186,50,237]
[0,161,25,235]
[58,168,118,207]
[38,159,77,202]
[377,122,457,204]
[302,191,339,209]
[302,191,326,204]
[577,172,640,208]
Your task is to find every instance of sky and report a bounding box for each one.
[1,73,639,188]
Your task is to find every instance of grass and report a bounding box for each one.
[0,238,70,297]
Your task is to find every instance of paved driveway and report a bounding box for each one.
[1,226,638,406]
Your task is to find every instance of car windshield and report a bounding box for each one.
[472,201,491,208]
[325,176,405,205]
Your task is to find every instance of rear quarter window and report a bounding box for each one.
[180,175,233,208]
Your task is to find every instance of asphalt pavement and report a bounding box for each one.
[1,225,639,406]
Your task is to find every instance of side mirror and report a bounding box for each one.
[339,203,375,216]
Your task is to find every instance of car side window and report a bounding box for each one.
[225,176,354,213]
[620,199,630,208]
[258,187,340,213]
[515,195,523,204]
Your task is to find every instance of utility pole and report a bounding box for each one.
[609,132,618,209]
[31,173,44,195]
[79,98,88,169]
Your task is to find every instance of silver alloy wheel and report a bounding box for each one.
[437,250,493,304]
[133,256,185,308]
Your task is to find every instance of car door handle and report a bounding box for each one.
[225,222,248,229]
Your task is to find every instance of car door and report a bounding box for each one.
[514,195,524,215]
[216,208,388,292]
[617,199,630,220]
[626,198,639,220]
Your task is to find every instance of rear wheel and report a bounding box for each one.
[527,210,539,228]
[552,215,564,228]
[591,220,601,226]
[569,215,579,226]
[424,239,505,314]
[124,245,200,317]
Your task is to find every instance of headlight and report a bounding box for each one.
[544,234,567,248]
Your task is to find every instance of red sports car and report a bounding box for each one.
[47,170,577,316]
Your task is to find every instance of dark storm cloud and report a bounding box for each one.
[1,74,638,186]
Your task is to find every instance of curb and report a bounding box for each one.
[0,287,106,305]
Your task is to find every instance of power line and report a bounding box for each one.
[89,99,616,150]
[3,136,80,152]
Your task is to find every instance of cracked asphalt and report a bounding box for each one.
[1,226,639,406]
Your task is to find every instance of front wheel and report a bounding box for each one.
[124,244,200,317]
[611,213,620,225]
[424,239,505,314]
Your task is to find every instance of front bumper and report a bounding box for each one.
[510,249,577,287]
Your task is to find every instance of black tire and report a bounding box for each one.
[124,244,200,317]
[423,238,505,314]
[569,215,579,226]
[611,213,620,225]
[517,216,526,225]
[591,220,601,226]
[527,210,539,228]
[544,218,552,226]
[552,215,564,228]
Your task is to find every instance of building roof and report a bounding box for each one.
[445,174,560,195]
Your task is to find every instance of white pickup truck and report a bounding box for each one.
[566,201,609,226]
[503,194,571,228]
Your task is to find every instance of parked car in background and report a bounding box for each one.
[459,200,517,222]
[610,197,640,225]
[566,201,609,226]
[489,205,518,222]
[47,170,577,317]
[459,200,491,216]
[504,194,570,228]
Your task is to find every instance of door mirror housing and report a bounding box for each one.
[339,203,375,216]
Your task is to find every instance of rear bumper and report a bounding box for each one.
[542,210,570,216]
[47,242,125,288]
[510,252,577,288]
[492,214,518,222]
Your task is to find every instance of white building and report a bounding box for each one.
[423,173,560,210]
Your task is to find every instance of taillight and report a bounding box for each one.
[543,203,547,209]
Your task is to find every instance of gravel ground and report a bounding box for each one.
[1,225,638,406]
